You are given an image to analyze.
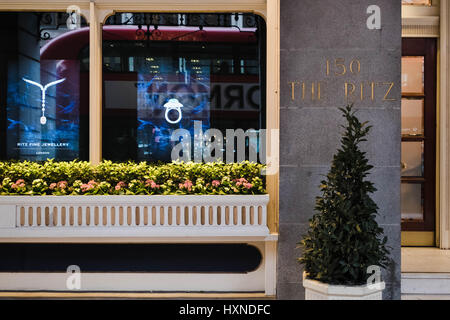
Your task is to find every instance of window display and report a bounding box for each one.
[101,13,266,162]
[0,12,89,161]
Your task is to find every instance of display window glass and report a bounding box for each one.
[100,13,266,162]
[0,12,89,161]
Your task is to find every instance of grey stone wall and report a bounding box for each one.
[278,0,401,299]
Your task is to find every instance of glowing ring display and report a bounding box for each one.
[164,98,184,124]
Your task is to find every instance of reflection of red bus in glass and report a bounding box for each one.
[41,26,263,161]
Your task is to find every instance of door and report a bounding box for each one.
[401,38,437,246]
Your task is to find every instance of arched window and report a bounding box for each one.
[0,12,89,161]
[101,13,266,162]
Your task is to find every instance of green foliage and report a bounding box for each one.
[0,160,266,196]
[298,105,390,286]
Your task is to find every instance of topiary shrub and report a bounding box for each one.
[298,105,390,286]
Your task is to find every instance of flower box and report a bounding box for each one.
[0,194,278,295]
[0,161,277,294]
[0,194,270,241]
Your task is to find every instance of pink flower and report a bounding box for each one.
[179,180,193,191]
[81,183,94,192]
[151,182,160,189]
[243,183,253,189]
[234,178,248,187]
[49,183,57,190]
[145,179,160,189]
[88,180,97,186]
[232,178,252,189]
[115,181,127,191]
[15,179,25,188]
[212,180,221,187]
[11,184,17,189]
[57,181,67,189]
[184,180,193,191]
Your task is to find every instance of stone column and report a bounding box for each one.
[278,0,401,300]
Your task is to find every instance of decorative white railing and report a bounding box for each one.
[0,195,270,241]
[0,194,277,295]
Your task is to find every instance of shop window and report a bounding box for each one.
[0,12,89,161]
[101,13,266,162]
[401,38,437,233]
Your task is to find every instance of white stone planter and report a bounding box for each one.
[0,194,278,295]
[303,272,385,300]
[0,194,271,242]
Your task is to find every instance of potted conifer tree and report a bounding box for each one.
[298,105,390,300]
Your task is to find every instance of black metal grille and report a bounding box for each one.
[104,13,259,29]
[38,12,88,40]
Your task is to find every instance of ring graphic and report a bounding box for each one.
[164,98,184,124]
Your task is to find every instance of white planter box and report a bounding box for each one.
[0,194,278,295]
[303,272,385,300]
[0,194,271,242]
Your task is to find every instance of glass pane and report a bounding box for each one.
[101,13,265,162]
[401,99,424,136]
[402,0,431,5]
[401,141,424,177]
[401,184,424,221]
[0,12,89,161]
[402,56,424,95]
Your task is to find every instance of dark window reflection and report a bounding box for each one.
[0,12,89,161]
[101,13,266,162]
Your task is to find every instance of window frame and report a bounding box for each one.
[99,19,267,162]
[401,37,437,233]
[0,0,280,235]
[0,10,91,161]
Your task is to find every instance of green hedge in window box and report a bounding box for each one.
[0,160,266,196]
[298,105,390,286]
